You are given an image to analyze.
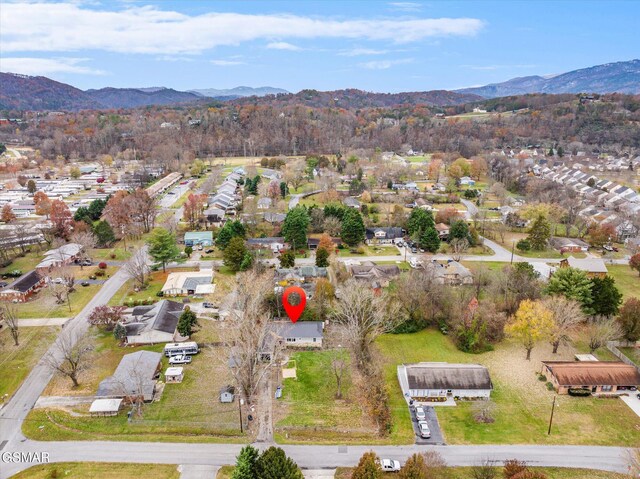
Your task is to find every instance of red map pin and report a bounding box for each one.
[282,286,306,323]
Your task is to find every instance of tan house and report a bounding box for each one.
[541,361,640,395]
[559,256,608,278]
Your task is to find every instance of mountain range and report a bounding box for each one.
[1,59,638,111]
[456,59,640,98]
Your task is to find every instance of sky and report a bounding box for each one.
[0,1,638,93]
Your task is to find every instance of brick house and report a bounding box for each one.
[0,270,46,302]
[542,361,640,395]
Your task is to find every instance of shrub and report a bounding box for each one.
[110,253,116,259]
[98,262,107,269]
[185,246,193,256]
[392,317,428,334]
[89,275,97,280]
[156,291,164,297]
[94,270,105,277]
[546,382,555,391]
[516,239,531,252]
[568,388,591,397]
[7,269,22,277]
[537,374,547,381]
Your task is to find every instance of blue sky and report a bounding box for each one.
[1,1,638,92]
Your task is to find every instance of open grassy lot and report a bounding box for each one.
[337,245,401,257]
[12,463,180,479]
[26,328,246,443]
[108,268,195,306]
[607,264,640,299]
[377,329,640,446]
[335,466,626,479]
[274,350,379,444]
[14,283,101,319]
[0,250,43,276]
[0,326,58,399]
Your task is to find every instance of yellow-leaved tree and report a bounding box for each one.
[506,299,554,360]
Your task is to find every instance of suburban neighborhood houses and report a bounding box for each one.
[1,7,640,475]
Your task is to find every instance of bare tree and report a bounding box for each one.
[585,315,623,353]
[472,399,496,423]
[450,238,469,262]
[223,269,278,405]
[44,334,93,388]
[48,280,68,305]
[330,350,348,399]
[69,231,97,269]
[124,248,150,290]
[331,279,399,371]
[542,296,585,354]
[0,303,19,346]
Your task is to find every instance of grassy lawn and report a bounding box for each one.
[14,284,101,319]
[275,350,379,444]
[607,264,640,299]
[108,269,195,306]
[619,347,639,366]
[0,250,43,276]
[0,326,58,399]
[335,467,626,479]
[337,245,401,257]
[26,328,247,443]
[12,463,180,479]
[377,329,640,446]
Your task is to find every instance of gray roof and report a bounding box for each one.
[97,351,161,400]
[127,300,183,336]
[405,363,492,391]
[564,256,608,273]
[268,321,324,339]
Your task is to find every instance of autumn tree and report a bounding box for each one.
[314,277,335,321]
[399,451,450,479]
[506,299,554,360]
[26,179,37,194]
[617,298,640,342]
[147,228,180,272]
[183,193,207,229]
[469,156,488,180]
[542,296,585,353]
[88,305,125,331]
[352,452,382,479]
[427,159,442,182]
[128,188,158,233]
[101,190,130,236]
[1,204,16,223]
[34,191,52,217]
[587,223,616,249]
[50,199,73,239]
[629,253,640,276]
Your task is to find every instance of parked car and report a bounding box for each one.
[205,248,214,253]
[0,281,8,288]
[379,459,401,472]
[80,281,90,287]
[636,393,640,400]
[169,355,192,365]
[51,277,64,284]
[78,259,92,266]
[411,247,418,254]
[418,420,431,438]
[203,302,215,308]
[415,406,426,421]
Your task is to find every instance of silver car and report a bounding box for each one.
[415,405,426,421]
[418,420,431,439]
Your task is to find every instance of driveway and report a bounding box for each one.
[409,405,445,445]
[620,393,640,418]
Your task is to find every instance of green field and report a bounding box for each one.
[11,463,180,479]
[0,250,43,276]
[377,329,640,446]
[607,264,640,299]
[0,326,58,399]
[14,283,101,319]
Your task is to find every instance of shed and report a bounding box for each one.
[89,398,123,417]
[165,367,184,383]
[220,385,235,403]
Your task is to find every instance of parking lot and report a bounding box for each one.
[409,404,445,445]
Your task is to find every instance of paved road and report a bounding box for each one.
[460,198,479,218]
[0,442,632,478]
[0,264,132,444]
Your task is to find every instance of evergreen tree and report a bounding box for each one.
[282,206,310,249]
[315,247,330,267]
[527,215,551,251]
[216,220,246,249]
[448,220,470,242]
[88,198,107,220]
[26,179,37,194]
[147,228,181,272]
[340,208,365,247]
[546,267,594,314]
[231,445,259,479]
[419,226,441,253]
[74,206,93,225]
[557,146,564,157]
[177,307,198,337]
[255,447,303,479]
[240,251,253,271]
[591,276,622,316]
[93,220,116,246]
[406,208,434,236]
[280,181,289,198]
[351,452,382,479]
[224,236,247,272]
[279,250,296,268]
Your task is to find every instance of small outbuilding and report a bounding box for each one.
[165,367,184,384]
[89,398,123,417]
[220,385,235,403]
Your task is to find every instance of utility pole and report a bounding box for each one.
[238,397,244,433]
[547,395,557,435]
[510,240,515,264]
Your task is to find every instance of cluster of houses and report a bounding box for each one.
[539,165,640,242]
[204,168,245,226]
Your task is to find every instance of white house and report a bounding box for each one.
[397,363,493,401]
[161,270,214,297]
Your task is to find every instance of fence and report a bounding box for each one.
[607,340,640,374]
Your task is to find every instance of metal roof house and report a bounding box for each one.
[161,270,214,297]
[559,256,608,278]
[97,351,162,402]
[542,361,640,395]
[184,231,213,247]
[397,363,493,400]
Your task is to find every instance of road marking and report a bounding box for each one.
[0,440,7,451]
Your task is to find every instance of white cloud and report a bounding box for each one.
[210,60,245,66]
[359,58,414,70]
[266,42,302,51]
[339,48,389,57]
[388,2,423,12]
[0,57,105,75]
[0,3,484,55]
[462,64,537,71]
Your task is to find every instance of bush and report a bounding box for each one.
[185,246,193,256]
[89,275,97,280]
[516,239,531,252]
[537,373,547,381]
[151,264,159,272]
[98,262,108,269]
[156,291,164,297]
[568,388,591,397]
[94,270,105,277]
[7,269,22,277]
[110,253,116,259]
[546,382,555,391]
[392,317,428,334]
